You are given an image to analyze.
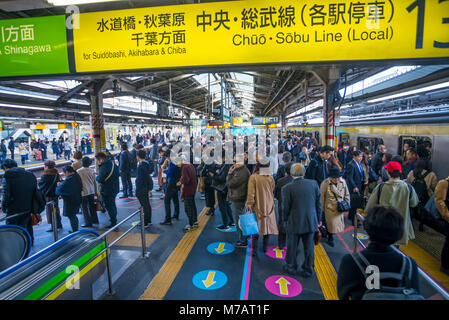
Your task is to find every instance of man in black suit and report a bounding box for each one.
[345,150,365,224]
[274,162,294,249]
[119,143,133,198]
[305,145,334,186]
[282,163,322,278]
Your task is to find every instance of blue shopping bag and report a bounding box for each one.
[239,212,259,236]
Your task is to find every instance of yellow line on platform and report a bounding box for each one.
[139,207,211,300]
[401,241,449,292]
[314,243,339,300]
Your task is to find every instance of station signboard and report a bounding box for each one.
[182,119,207,127]
[0,15,69,77]
[252,116,279,125]
[71,0,449,73]
[208,120,224,127]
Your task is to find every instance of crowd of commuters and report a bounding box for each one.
[0,129,448,300]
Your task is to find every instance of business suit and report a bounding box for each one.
[345,159,365,222]
[282,177,321,275]
[274,175,293,248]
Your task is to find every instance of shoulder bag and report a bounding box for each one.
[330,184,351,212]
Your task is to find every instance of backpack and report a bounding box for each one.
[350,251,424,300]
[411,171,430,205]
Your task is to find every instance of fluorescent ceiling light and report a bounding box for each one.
[368,81,449,103]
[79,111,91,114]
[0,89,57,101]
[0,103,54,111]
[103,113,122,117]
[47,0,121,6]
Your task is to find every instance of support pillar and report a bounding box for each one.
[88,80,110,157]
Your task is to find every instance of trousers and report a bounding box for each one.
[137,192,152,225]
[285,232,315,275]
[217,191,233,227]
[81,194,99,225]
[230,201,248,243]
[102,193,118,225]
[164,182,179,221]
[120,171,133,196]
[184,196,197,226]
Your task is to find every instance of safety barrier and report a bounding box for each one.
[354,212,449,300]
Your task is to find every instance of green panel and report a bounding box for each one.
[24,242,105,300]
[0,15,69,77]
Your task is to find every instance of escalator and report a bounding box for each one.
[0,229,107,300]
[0,225,32,272]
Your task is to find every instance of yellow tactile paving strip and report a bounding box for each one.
[314,243,339,300]
[140,207,210,300]
[401,241,449,292]
[97,231,158,248]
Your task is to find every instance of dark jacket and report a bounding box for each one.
[55,174,82,216]
[337,149,351,170]
[305,155,329,186]
[51,142,59,154]
[371,152,384,176]
[345,159,365,192]
[179,163,198,198]
[119,150,131,173]
[129,148,138,170]
[165,161,181,184]
[1,167,37,215]
[337,242,420,300]
[275,162,291,183]
[213,163,231,194]
[226,165,251,202]
[0,143,7,154]
[282,177,321,234]
[201,163,216,186]
[135,160,152,194]
[38,168,60,197]
[97,159,120,196]
[8,140,14,151]
[150,144,159,161]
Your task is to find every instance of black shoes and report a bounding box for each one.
[119,196,128,199]
[160,221,172,225]
[206,209,214,216]
[282,265,297,276]
[299,270,313,278]
[236,241,247,248]
[81,224,93,228]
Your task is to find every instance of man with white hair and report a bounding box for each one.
[282,163,322,278]
[177,153,199,232]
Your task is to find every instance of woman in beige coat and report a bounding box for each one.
[320,167,350,247]
[245,162,278,256]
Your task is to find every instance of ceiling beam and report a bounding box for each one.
[137,74,194,92]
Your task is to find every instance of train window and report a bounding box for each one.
[357,137,384,153]
[399,136,432,160]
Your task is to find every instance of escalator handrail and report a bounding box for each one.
[0,224,32,260]
[0,229,99,281]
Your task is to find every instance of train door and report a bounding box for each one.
[399,136,433,160]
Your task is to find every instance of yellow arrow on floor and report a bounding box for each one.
[215,243,226,253]
[275,277,291,295]
[202,271,216,288]
[273,247,284,258]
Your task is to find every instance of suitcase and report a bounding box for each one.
[36,150,42,160]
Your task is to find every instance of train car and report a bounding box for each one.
[288,115,449,179]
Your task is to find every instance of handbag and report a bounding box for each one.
[330,186,351,212]
[239,210,259,236]
[314,229,322,245]
[350,192,365,209]
[197,176,205,193]
[31,213,42,226]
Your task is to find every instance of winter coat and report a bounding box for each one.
[245,172,278,235]
[18,143,28,156]
[201,163,216,186]
[96,159,120,197]
[38,168,60,197]
[435,178,449,222]
[305,155,329,186]
[56,174,82,216]
[320,178,351,234]
[365,180,419,246]
[226,165,251,202]
[406,169,438,199]
[179,163,198,198]
[72,160,82,171]
[1,167,37,215]
[119,150,131,173]
[212,163,231,194]
[135,160,152,194]
[282,177,321,235]
[77,167,97,196]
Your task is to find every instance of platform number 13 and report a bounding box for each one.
[407,0,449,49]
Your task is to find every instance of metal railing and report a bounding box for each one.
[93,206,150,296]
[354,212,449,300]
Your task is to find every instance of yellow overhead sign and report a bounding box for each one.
[72,0,449,72]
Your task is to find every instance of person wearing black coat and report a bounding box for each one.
[371,145,387,176]
[274,162,294,249]
[135,150,153,227]
[213,159,234,230]
[38,160,62,232]
[96,153,120,228]
[8,137,15,160]
[56,166,82,233]
[305,146,333,187]
[337,205,420,300]
[39,141,47,161]
[119,143,133,198]
[345,151,365,224]
[201,162,217,216]
[1,159,37,243]
[337,143,351,171]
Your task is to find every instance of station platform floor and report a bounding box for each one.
[25,179,449,300]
